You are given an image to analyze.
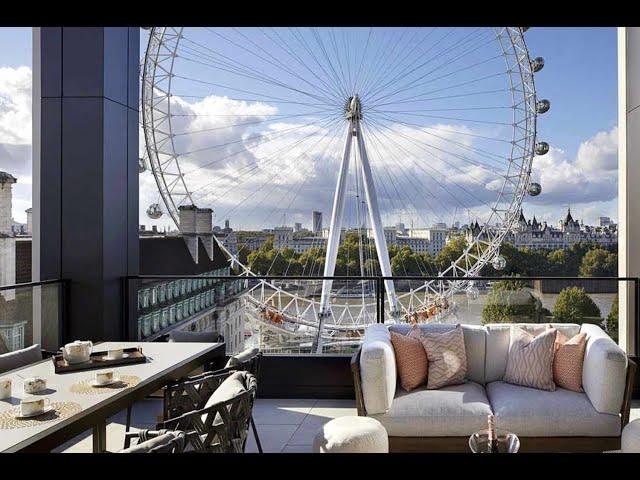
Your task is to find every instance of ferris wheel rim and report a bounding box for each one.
[141,26,539,318]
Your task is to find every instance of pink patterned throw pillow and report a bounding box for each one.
[552,330,587,392]
[390,330,428,392]
[408,325,467,389]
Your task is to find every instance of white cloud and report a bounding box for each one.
[0,66,31,145]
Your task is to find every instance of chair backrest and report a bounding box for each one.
[164,370,232,422]
[0,344,43,374]
[162,371,258,453]
[224,347,262,377]
[119,430,186,453]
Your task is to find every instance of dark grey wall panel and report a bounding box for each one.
[40,28,62,98]
[103,28,128,106]
[127,28,140,110]
[62,28,104,98]
[36,28,139,343]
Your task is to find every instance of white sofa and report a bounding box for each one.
[351,323,636,452]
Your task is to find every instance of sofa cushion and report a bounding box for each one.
[409,324,467,389]
[0,344,42,374]
[486,381,620,437]
[485,323,581,383]
[390,330,428,392]
[389,323,486,384]
[370,381,493,437]
[553,330,587,392]
[503,326,557,391]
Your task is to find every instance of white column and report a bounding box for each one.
[319,121,354,314]
[618,27,640,355]
[355,121,399,316]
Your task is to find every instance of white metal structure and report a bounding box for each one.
[141,27,546,353]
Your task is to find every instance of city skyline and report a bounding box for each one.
[0,27,619,230]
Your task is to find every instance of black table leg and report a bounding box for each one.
[93,420,107,453]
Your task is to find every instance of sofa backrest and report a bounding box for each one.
[389,323,487,384]
[483,323,581,383]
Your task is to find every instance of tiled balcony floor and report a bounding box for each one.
[54,399,640,453]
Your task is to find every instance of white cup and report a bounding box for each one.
[107,348,124,360]
[23,377,47,394]
[0,377,11,399]
[20,397,51,417]
[95,370,115,385]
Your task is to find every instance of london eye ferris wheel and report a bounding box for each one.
[141,27,548,352]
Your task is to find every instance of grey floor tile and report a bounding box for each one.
[252,398,317,425]
[282,445,314,453]
[245,424,299,453]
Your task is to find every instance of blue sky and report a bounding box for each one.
[0,27,619,230]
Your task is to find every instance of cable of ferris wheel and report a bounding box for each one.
[168,94,334,108]
[176,52,343,108]
[177,34,343,107]
[307,28,351,100]
[209,117,344,222]
[364,27,486,103]
[172,109,339,138]
[369,112,512,170]
[365,72,509,111]
[177,112,337,158]
[184,115,342,205]
[365,29,494,104]
[363,119,466,224]
[264,27,348,106]
[201,27,345,105]
[366,88,511,111]
[364,117,499,216]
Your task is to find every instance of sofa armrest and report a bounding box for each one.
[580,323,628,415]
[359,324,396,415]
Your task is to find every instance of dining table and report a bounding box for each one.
[0,341,225,453]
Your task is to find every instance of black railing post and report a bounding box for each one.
[635,277,639,356]
[122,277,129,341]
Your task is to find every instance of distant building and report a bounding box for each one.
[312,211,323,234]
[466,208,618,250]
[294,222,302,233]
[0,172,17,289]
[137,205,246,354]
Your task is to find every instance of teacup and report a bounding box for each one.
[23,377,47,394]
[20,397,51,417]
[0,377,11,400]
[107,348,124,360]
[95,370,115,385]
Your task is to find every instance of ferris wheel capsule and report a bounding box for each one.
[138,157,147,174]
[535,99,550,114]
[535,142,549,155]
[528,182,542,196]
[531,57,545,72]
[146,203,163,219]
[492,255,507,271]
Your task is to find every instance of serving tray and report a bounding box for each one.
[52,347,147,373]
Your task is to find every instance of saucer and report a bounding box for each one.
[105,353,130,361]
[14,405,54,419]
[90,377,121,387]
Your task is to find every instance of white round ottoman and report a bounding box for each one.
[313,416,388,453]
[622,419,640,453]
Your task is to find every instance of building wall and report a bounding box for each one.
[15,239,32,284]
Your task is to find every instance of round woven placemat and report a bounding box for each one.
[69,375,141,395]
[0,401,82,430]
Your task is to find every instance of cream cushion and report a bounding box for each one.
[486,381,620,437]
[503,326,557,391]
[370,381,492,437]
[580,323,628,415]
[313,416,388,453]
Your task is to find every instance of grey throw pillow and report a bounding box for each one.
[504,326,557,391]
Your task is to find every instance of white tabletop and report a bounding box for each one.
[0,342,223,452]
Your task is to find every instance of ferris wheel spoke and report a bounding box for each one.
[364,27,487,102]
[365,29,496,105]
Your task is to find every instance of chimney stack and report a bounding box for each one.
[0,172,17,235]
[179,205,214,262]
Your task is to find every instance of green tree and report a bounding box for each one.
[481,280,542,324]
[579,248,617,277]
[552,286,601,323]
[606,294,619,343]
[436,236,467,271]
